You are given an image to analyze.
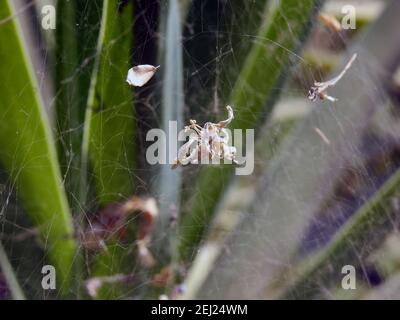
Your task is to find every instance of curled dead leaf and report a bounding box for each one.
[81,196,159,268]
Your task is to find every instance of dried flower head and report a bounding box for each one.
[126,64,159,87]
[308,53,357,103]
[172,105,238,169]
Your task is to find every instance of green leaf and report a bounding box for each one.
[179,0,321,261]
[54,0,85,208]
[218,0,271,104]
[81,0,135,206]
[81,0,136,299]
[54,0,103,210]
[0,0,76,293]
[0,243,25,300]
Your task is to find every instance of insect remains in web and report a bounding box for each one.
[308,53,357,103]
[172,105,238,169]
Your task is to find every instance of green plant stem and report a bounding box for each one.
[0,0,76,294]
[82,0,136,299]
[81,0,135,206]
[0,243,25,300]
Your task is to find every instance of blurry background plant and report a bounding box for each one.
[0,0,399,300]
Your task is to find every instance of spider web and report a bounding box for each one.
[1,0,400,301]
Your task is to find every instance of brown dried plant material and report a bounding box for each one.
[126,65,160,87]
[81,197,159,267]
[151,266,172,288]
[132,197,158,241]
[80,201,128,251]
[133,197,158,267]
[318,13,342,33]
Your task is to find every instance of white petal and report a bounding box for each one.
[126,64,159,87]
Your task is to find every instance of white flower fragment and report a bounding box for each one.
[308,53,357,103]
[126,64,159,87]
[172,105,238,169]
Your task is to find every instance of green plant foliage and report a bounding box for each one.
[82,0,135,206]
[0,0,76,294]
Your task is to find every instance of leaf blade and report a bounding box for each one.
[82,0,135,206]
[0,0,76,293]
[0,243,25,300]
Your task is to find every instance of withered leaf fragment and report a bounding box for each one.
[81,197,158,267]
